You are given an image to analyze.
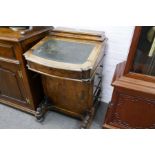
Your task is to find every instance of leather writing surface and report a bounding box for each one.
[33,39,95,64]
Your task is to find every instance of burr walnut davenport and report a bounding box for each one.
[0,26,52,114]
[103,26,155,129]
[24,28,107,128]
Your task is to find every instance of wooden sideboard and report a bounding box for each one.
[0,26,53,114]
[103,26,155,129]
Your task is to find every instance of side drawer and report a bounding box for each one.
[0,42,16,59]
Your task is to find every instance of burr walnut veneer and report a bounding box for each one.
[24,28,107,128]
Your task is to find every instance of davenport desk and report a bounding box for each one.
[24,28,107,128]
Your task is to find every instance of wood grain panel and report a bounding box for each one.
[0,61,26,104]
[0,43,16,59]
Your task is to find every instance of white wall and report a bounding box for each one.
[55,26,135,103]
[101,27,134,103]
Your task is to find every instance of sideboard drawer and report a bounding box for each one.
[0,42,16,59]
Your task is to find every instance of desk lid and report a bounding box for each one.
[32,38,96,64]
[24,28,106,73]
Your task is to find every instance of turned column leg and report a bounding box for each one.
[35,96,53,122]
[80,87,102,129]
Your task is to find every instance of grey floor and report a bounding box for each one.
[0,102,108,129]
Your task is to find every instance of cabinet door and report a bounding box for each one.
[0,60,27,105]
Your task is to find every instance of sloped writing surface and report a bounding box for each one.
[33,39,96,64]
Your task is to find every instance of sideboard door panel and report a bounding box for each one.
[0,61,27,105]
[110,92,155,128]
[0,42,16,60]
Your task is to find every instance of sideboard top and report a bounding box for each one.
[0,26,53,42]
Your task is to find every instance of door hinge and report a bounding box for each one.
[26,98,32,105]
[18,70,23,79]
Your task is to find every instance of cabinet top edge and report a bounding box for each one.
[0,26,53,42]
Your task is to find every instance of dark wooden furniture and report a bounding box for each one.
[0,26,53,114]
[24,28,107,128]
[103,26,155,129]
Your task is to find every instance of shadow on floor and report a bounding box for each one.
[0,102,108,129]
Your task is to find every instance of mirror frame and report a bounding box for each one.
[124,26,155,83]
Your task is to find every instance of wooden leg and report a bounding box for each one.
[81,88,101,129]
[80,101,101,129]
[80,109,94,129]
[35,97,53,122]
[36,87,101,128]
